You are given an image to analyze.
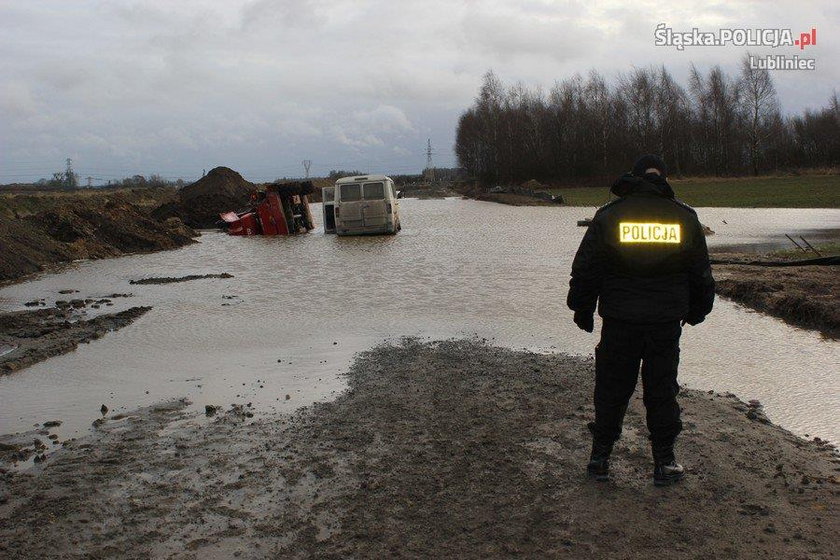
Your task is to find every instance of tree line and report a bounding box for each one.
[455,55,840,184]
[31,173,185,190]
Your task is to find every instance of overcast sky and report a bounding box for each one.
[1,0,837,184]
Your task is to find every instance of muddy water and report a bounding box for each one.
[1,200,838,444]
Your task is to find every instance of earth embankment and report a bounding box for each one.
[712,253,840,338]
[0,189,196,283]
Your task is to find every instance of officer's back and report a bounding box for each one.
[567,154,715,486]
[597,173,708,324]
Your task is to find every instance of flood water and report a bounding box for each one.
[1,199,838,444]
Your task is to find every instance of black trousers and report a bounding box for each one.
[593,319,683,454]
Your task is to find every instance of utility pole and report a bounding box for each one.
[425,139,435,183]
[302,160,312,178]
[65,158,77,189]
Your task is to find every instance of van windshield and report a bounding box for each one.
[363,182,385,200]
[340,184,361,201]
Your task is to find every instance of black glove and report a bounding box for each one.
[683,312,705,326]
[574,311,594,333]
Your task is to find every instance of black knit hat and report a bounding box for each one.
[632,154,668,178]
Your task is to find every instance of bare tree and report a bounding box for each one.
[454,66,836,184]
[618,68,658,153]
[739,54,779,175]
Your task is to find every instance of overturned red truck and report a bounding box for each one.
[219,181,315,236]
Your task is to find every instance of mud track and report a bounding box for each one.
[129,273,233,285]
[0,306,151,374]
[1,340,837,559]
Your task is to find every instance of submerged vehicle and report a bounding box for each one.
[322,186,336,234]
[334,175,401,236]
[220,181,315,236]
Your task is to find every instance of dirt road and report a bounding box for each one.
[1,339,837,559]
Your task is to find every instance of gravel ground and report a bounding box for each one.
[1,339,838,559]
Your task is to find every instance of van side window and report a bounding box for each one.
[341,184,361,201]
[363,182,385,200]
[323,188,334,202]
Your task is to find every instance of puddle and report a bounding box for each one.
[0,200,838,444]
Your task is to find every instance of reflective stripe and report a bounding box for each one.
[619,222,681,244]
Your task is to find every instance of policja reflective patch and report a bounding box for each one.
[619,222,681,244]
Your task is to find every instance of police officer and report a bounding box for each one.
[567,154,715,486]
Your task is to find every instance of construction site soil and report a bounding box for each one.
[151,167,255,229]
[0,189,195,283]
[0,340,837,558]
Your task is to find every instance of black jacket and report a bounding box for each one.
[567,173,715,325]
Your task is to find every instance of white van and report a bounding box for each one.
[322,186,336,234]
[334,175,401,235]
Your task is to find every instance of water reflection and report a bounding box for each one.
[0,200,838,442]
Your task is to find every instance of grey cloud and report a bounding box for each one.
[0,0,837,183]
[241,0,327,29]
[461,5,593,62]
[0,82,38,117]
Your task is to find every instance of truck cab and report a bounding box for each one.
[333,175,401,236]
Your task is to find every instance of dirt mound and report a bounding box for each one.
[180,167,254,201]
[153,167,255,228]
[0,193,196,283]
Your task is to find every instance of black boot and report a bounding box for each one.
[652,444,684,486]
[653,460,684,486]
[587,440,613,482]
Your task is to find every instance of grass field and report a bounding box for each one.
[550,175,840,208]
